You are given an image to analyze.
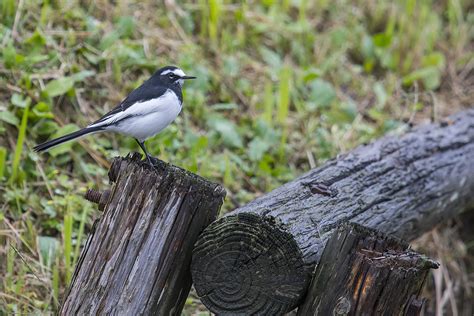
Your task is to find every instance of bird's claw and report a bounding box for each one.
[145,155,155,166]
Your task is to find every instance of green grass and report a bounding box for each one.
[0,0,473,314]
[9,97,30,184]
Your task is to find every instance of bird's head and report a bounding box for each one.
[155,66,196,88]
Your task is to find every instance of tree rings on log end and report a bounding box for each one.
[191,213,310,315]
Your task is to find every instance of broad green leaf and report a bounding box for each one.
[38,236,59,266]
[31,102,54,119]
[330,28,348,47]
[25,29,46,49]
[207,116,243,148]
[117,16,136,38]
[43,77,75,97]
[24,54,49,66]
[259,47,282,69]
[2,43,19,69]
[326,101,357,125]
[0,111,19,125]
[100,32,120,50]
[35,120,58,135]
[302,67,323,82]
[11,94,31,108]
[70,70,95,82]
[248,137,271,161]
[307,79,336,110]
[373,32,392,48]
[402,67,441,90]
[34,101,51,112]
[422,52,446,68]
[100,17,136,49]
[223,56,240,76]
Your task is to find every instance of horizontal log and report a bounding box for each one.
[61,153,225,315]
[192,109,474,314]
[297,223,439,315]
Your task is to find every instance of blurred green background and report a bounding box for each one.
[0,0,473,314]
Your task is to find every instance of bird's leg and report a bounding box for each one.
[135,139,154,166]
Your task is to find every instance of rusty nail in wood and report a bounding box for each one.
[85,189,102,204]
[85,189,111,211]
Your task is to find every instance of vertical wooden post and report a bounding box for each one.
[297,223,439,315]
[60,153,225,315]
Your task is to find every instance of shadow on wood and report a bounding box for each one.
[297,223,439,315]
[191,109,474,314]
[60,153,225,315]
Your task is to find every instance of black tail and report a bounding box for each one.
[33,126,103,152]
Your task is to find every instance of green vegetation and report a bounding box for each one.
[0,0,472,314]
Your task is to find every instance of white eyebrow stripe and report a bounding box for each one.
[161,68,186,77]
[173,69,186,77]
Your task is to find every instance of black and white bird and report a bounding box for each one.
[34,66,195,165]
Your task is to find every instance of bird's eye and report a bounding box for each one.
[169,73,176,79]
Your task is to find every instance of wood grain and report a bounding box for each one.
[297,223,438,315]
[192,109,474,315]
[61,153,226,315]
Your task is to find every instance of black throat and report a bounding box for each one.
[168,83,183,104]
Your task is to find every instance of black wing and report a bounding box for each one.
[91,79,169,126]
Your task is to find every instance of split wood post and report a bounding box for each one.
[297,223,439,315]
[60,153,226,315]
[191,109,474,314]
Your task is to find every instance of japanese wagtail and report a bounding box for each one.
[34,66,196,165]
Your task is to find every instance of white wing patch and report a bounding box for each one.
[89,90,179,128]
[90,89,182,141]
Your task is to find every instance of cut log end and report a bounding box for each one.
[191,213,311,314]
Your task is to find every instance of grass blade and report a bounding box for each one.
[0,146,7,179]
[277,65,291,125]
[72,205,90,268]
[63,211,73,284]
[52,256,60,307]
[262,81,274,125]
[9,99,30,184]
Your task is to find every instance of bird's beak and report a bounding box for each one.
[181,75,196,80]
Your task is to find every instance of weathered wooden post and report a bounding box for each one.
[297,223,439,315]
[60,153,226,315]
[191,109,474,314]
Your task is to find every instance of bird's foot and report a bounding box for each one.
[145,154,155,166]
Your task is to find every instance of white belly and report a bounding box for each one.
[111,108,180,141]
[103,90,182,141]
